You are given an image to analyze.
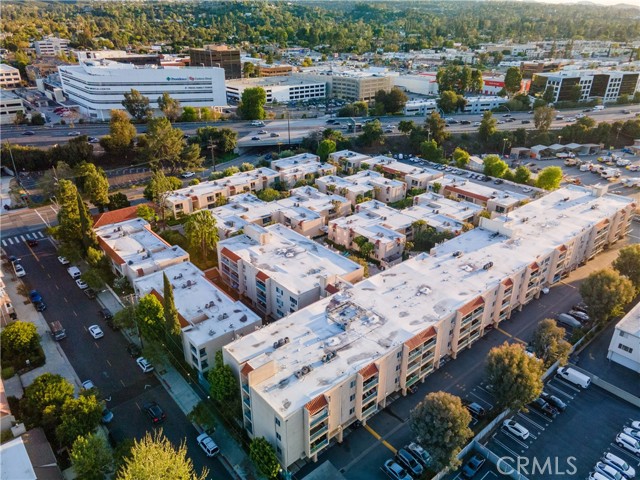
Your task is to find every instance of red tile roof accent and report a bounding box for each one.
[501,278,514,288]
[458,296,485,316]
[358,363,378,379]
[596,218,610,229]
[530,262,540,271]
[305,395,328,414]
[445,185,489,203]
[92,204,151,228]
[98,236,125,266]
[241,363,254,376]
[256,271,270,282]
[220,247,242,263]
[557,245,568,252]
[149,288,188,328]
[325,284,339,295]
[404,326,437,351]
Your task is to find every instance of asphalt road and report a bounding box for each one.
[3,238,229,480]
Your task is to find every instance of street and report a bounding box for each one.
[2,237,230,480]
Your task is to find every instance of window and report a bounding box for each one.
[397,351,402,359]
[350,394,356,402]
[350,380,356,388]
[275,418,281,427]
[190,344,197,355]
[276,433,281,441]
[276,446,282,454]
[396,365,401,371]
[290,297,298,305]
[199,347,207,358]
[619,331,627,338]
[349,407,355,415]
[201,359,209,370]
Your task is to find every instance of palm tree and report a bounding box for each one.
[184,210,219,260]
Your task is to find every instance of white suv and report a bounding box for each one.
[136,357,154,373]
[196,433,220,457]
[616,432,640,456]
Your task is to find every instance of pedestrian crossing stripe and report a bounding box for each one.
[1,231,46,247]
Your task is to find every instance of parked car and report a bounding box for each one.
[405,442,431,467]
[127,343,142,358]
[502,419,530,440]
[14,264,26,277]
[572,302,589,313]
[67,266,81,279]
[81,380,95,390]
[29,290,43,304]
[84,288,96,299]
[76,279,89,290]
[58,256,70,265]
[34,301,47,312]
[616,432,640,455]
[595,462,624,480]
[101,408,114,424]
[88,325,104,339]
[143,401,166,424]
[88,137,100,143]
[464,402,486,418]
[382,459,412,480]
[568,309,590,322]
[540,392,567,412]
[180,171,195,178]
[632,421,640,429]
[197,433,220,457]
[136,357,154,373]
[602,452,636,478]
[396,448,423,477]
[461,454,486,478]
[623,428,640,442]
[529,397,558,418]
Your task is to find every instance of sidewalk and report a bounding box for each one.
[97,286,258,480]
[1,268,82,395]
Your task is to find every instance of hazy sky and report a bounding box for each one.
[527,0,637,5]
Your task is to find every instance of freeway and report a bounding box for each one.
[3,238,230,480]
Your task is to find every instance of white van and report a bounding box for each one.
[67,266,81,279]
[593,105,605,111]
[580,163,592,172]
[556,366,591,388]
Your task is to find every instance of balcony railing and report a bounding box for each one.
[406,375,419,387]
[244,410,252,421]
[242,383,250,394]
[310,410,329,428]
[408,348,422,361]
[362,402,378,418]
[256,282,266,293]
[362,377,379,391]
[420,364,434,376]
[243,396,251,408]
[421,352,434,363]
[362,389,377,405]
[309,424,329,442]
[310,437,329,454]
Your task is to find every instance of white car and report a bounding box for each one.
[522,187,533,193]
[596,462,625,480]
[616,432,640,455]
[76,279,89,289]
[197,433,220,457]
[88,325,104,339]
[67,266,81,279]
[602,452,636,479]
[57,256,70,265]
[568,310,590,322]
[136,357,154,373]
[624,428,640,442]
[67,131,81,136]
[14,264,26,277]
[502,419,530,440]
[82,380,95,390]
[631,420,640,430]
[180,171,195,179]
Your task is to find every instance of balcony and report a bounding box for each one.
[243,396,251,408]
[408,348,422,361]
[420,364,434,376]
[244,409,252,421]
[309,424,328,442]
[362,389,377,405]
[362,402,378,418]
[242,383,250,394]
[469,331,481,342]
[407,360,421,374]
[362,377,379,392]
[310,410,328,428]
[256,282,266,293]
[406,374,420,387]
[310,437,329,455]
[421,352,435,363]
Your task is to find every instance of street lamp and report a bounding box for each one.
[502,137,509,157]
[208,139,217,171]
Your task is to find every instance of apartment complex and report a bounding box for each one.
[0,64,22,88]
[361,156,443,190]
[529,70,640,103]
[0,90,25,125]
[270,154,337,187]
[34,36,70,56]
[226,77,326,103]
[223,185,633,468]
[164,168,279,217]
[328,150,372,174]
[316,171,407,205]
[189,45,241,80]
[607,304,640,373]
[58,61,226,120]
[134,262,260,374]
[218,224,364,320]
[95,218,189,284]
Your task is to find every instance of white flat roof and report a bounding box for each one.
[218,224,362,295]
[355,200,415,231]
[347,170,405,190]
[0,437,36,480]
[329,150,372,163]
[616,302,640,338]
[436,175,528,206]
[96,218,188,271]
[225,185,632,417]
[280,186,349,214]
[403,204,465,232]
[364,156,442,178]
[270,153,320,171]
[412,192,484,221]
[318,175,373,195]
[134,262,260,346]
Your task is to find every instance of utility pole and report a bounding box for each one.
[208,140,217,171]
[287,109,291,147]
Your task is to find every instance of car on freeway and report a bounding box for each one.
[180,171,195,178]
[127,343,142,358]
[196,433,220,457]
[88,137,100,143]
[14,264,26,277]
[502,114,512,117]
[381,459,412,480]
[84,288,96,299]
[67,131,81,136]
[88,325,104,339]
[529,397,559,418]
[396,448,423,477]
[540,392,567,412]
[76,279,89,290]
[27,239,39,247]
[136,357,154,373]
[602,452,636,479]
[406,442,431,467]
[270,132,280,137]
[473,122,481,127]
[502,419,530,440]
[22,130,35,136]
[460,120,471,125]
[258,129,268,134]
[251,136,260,141]
[57,256,70,265]
[143,401,166,424]
[461,454,486,478]
[385,128,394,133]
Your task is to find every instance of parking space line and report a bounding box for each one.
[106,360,112,367]
[609,444,640,465]
[1,240,5,247]
[524,408,551,423]
[20,235,25,242]
[38,231,44,238]
[517,412,545,431]
[492,437,520,457]
[364,424,397,454]
[469,391,494,409]
[495,326,526,344]
[73,311,78,317]
[481,472,498,479]
[552,378,581,393]
[500,430,530,450]
[546,383,575,399]
[54,284,59,290]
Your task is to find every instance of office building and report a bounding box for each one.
[164,168,279,217]
[226,77,326,104]
[529,70,640,103]
[258,65,294,77]
[316,171,407,205]
[190,45,241,80]
[218,223,364,320]
[34,36,70,56]
[223,185,633,468]
[58,61,226,120]
[403,96,508,116]
[607,305,640,373]
[134,262,260,374]
[95,218,189,284]
[0,64,21,89]
[330,71,392,102]
[76,50,161,66]
[0,90,25,125]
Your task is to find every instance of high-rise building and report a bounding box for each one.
[189,45,241,80]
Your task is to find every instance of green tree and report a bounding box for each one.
[315,138,335,162]
[478,111,497,143]
[21,373,74,429]
[470,69,484,93]
[108,193,131,210]
[121,89,152,122]
[78,192,97,250]
[486,342,545,411]
[612,244,640,289]
[77,163,110,211]
[142,117,196,174]
[483,155,509,178]
[358,119,384,147]
[242,62,255,78]
[420,139,444,162]
[535,166,563,190]
[56,394,103,447]
[504,66,523,97]
[143,170,172,223]
[579,269,635,323]
[184,210,219,260]
[359,241,374,259]
[452,147,470,168]
[1,321,40,369]
[135,294,165,341]
[534,106,555,132]
[240,162,254,172]
[530,319,571,367]
[208,351,238,403]
[187,402,217,434]
[514,166,532,184]
[136,204,157,223]
[70,433,114,480]
[567,84,582,103]
[55,179,82,249]
[542,87,555,104]
[256,188,283,202]
[180,106,199,123]
[238,87,267,120]
[410,391,472,470]
[113,305,137,331]
[157,92,181,122]
[116,430,207,480]
[50,137,95,168]
[398,120,415,135]
[100,110,137,158]
[249,437,280,480]
[31,112,46,125]
[384,87,408,113]
[193,126,238,154]
[162,273,181,338]
[437,90,460,114]
[425,111,449,146]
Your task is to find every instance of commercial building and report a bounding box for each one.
[226,77,326,104]
[392,73,439,96]
[520,60,568,79]
[189,45,241,80]
[95,218,190,284]
[316,171,407,205]
[164,168,279,217]
[330,71,392,102]
[25,58,67,83]
[0,64,22,89]
[258,65,294,77]
[0,90,25,125]
[58,61,226,120]
[34,36,70,56]
[480,73,531,96]
[218,223,364,320]
[223,184,633,468]
[529,70,640,104]
[134,262,261,374]
[607,304,640,373]
[403,96,508,116]
[270,154,337,188]
[361,156,443,190]
[76,50,161,66]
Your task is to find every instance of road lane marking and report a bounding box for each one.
[38,231,44,238]
[106,360,112,366]
[495,327,526,344]
[64,297,68,303]
[94,342,100,349]
[54,284,59,290]
[20,235,25,241]
[121,380,126,387]
[7,238,13,245]
[364,424,397,454]
[73,311,78,317]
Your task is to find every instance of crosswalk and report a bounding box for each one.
[1,231,45,247]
